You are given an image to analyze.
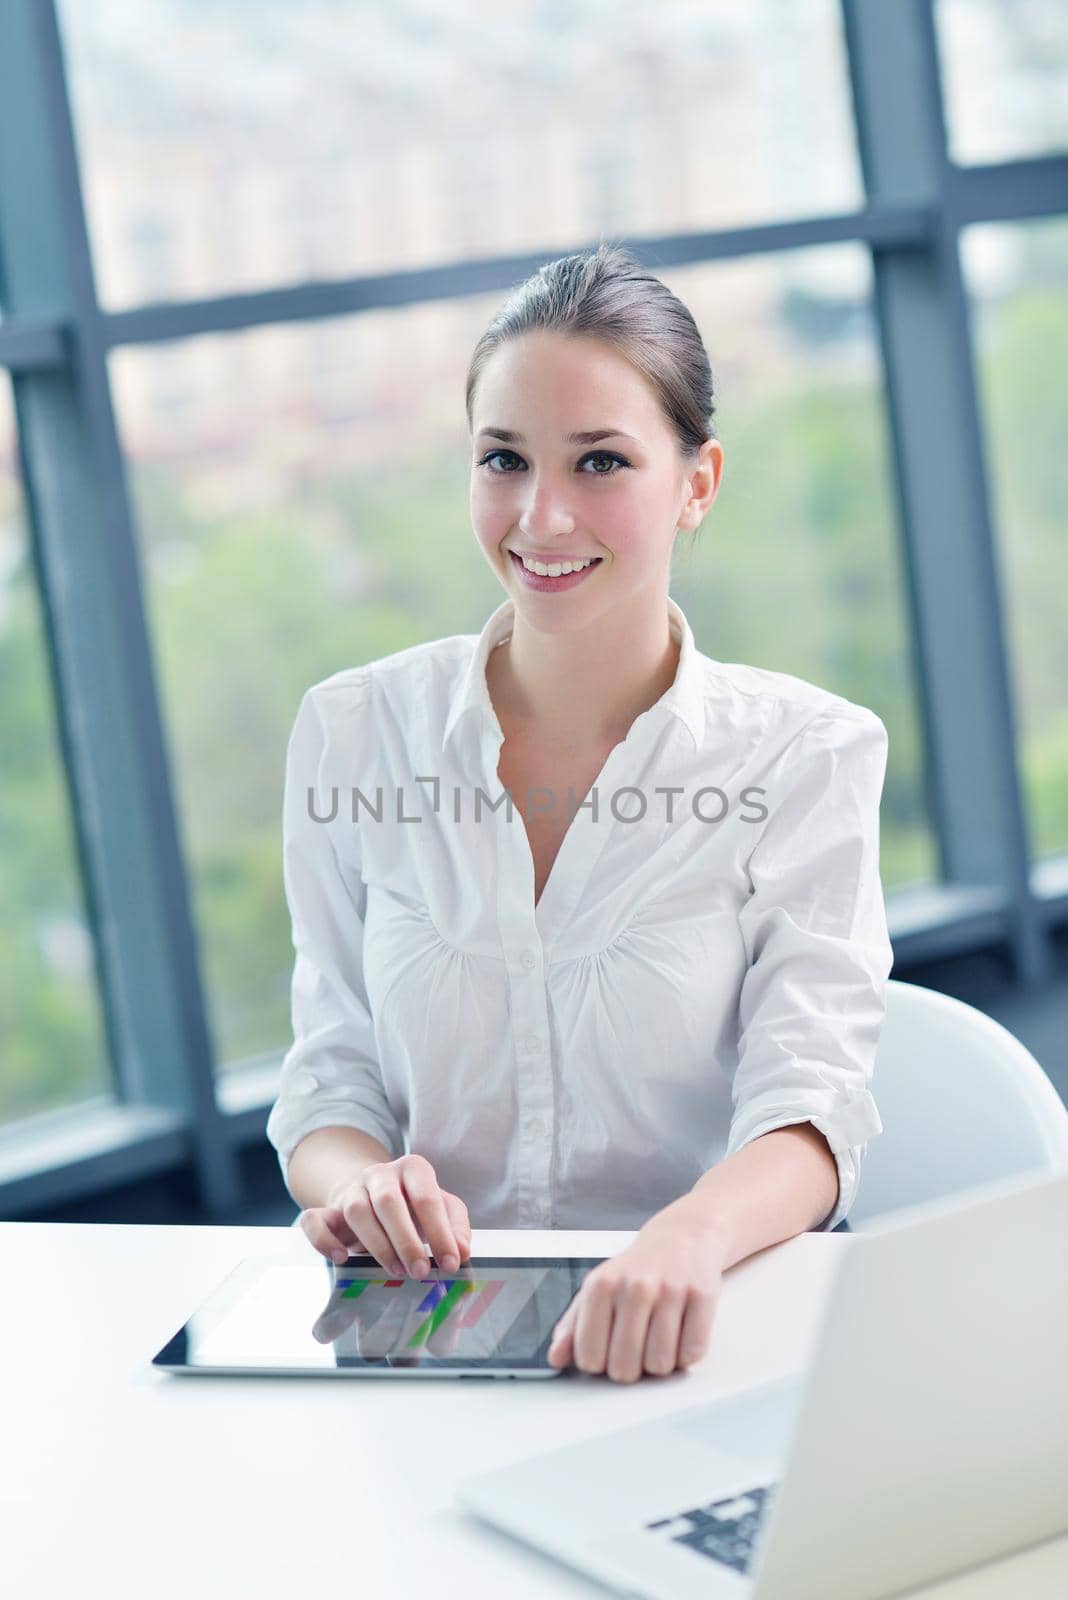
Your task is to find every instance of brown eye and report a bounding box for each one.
[478,450,521,473]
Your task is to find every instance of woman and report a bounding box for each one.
[266,242,893,1384]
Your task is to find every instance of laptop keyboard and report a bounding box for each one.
[644,1481,778,1575]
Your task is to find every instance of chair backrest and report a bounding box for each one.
[849,978,1068,1229]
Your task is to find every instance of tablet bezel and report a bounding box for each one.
[150,1253,607,1378]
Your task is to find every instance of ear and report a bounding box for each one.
[679,437,724,528]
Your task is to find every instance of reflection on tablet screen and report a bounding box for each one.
[164,1257,601,1373]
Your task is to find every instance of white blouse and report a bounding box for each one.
[266,595,894,1234]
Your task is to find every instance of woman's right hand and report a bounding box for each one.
[298,1153,473,1278]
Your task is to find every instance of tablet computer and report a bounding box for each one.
[151,1253,606,1378]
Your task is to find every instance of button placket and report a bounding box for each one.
[482,725,557,1226]
[516,980,554,1227]
[532,719,668,949]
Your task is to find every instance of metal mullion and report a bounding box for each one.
[97,205,935,350]
[0,0,240,1213]
[842,0,1051,986]
[947,155,1068,230]
[0,318,69,371]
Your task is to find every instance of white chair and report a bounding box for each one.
[849,977,1068,1230]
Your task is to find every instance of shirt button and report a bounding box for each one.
[521,948,537,970]
[530,1117,549,1139]
[519,1034,540,1054]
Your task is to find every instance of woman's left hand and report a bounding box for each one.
[547,1199,728,1383]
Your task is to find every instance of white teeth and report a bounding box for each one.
[518,555,596,576]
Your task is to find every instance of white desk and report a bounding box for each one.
[3,1221,1065,1599]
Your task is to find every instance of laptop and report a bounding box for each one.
[457,1166,1068,1600]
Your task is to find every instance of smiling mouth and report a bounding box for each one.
[510,552,603,572]
[508,550,605,594]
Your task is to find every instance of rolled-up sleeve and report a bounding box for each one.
[727,707,894,1232]
[265,684,404,1195]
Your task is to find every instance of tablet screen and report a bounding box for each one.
[151,1254,606,1377]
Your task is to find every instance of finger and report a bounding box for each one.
[606,1279,658,1385]
[677,1288,719,1371]
[547,1299,578,1367]
[299,1209,354,1266]
[367,1168,433,1275]
[442,1193,473,1265]
[573,1274,617,1375]
[400,1165,461,1272]
[338,1190,405,1276]
[322,1203,395,1269]
[641,1284,688,1377]
[451,1195,472,1242]
[320,1207,372,1259]
[320,1204,363,1250]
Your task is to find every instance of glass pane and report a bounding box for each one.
[961,217,1068,864]
[109,297,510,1078]
[109,248,930,1083]
[937,0,1068,165]
[0,376,112,1136]
[58,0,861,311]
[664,245,935,895]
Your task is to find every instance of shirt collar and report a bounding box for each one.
[442,594,706,754]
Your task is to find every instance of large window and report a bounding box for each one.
[1,0,1064,1210]
[0,378,112,1135]
[662,246,933,890]
[961,216,1068,863]
[109,296,509,1077]
[58,0,862,308]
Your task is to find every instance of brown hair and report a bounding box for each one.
[465,238,718,557]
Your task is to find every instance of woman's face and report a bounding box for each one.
[469,330,722,633]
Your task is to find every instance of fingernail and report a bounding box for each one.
[442,1253,459,1272]
[331,1248,346,1264]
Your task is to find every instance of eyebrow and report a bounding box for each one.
[475,427,640,446]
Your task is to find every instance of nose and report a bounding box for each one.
[517,478,577,542]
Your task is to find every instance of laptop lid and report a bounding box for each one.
[749,1166,1068,1600]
